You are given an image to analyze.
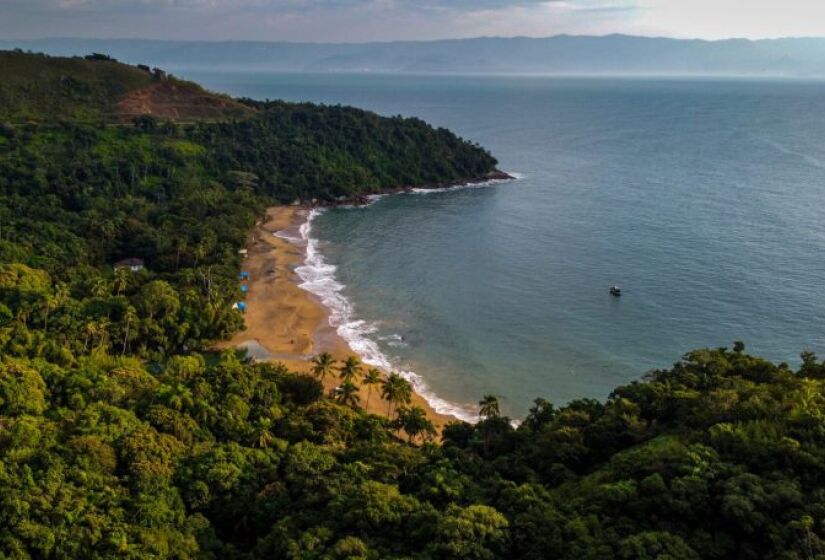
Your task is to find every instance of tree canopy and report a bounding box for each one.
[2,50,822,559]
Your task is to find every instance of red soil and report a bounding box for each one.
[116,81,254,122]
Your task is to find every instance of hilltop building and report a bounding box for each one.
[113,258,145,272]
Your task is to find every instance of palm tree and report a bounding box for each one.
[395,406,436,444]
[253,418,274,449]
[338,356,363,384]
[121,306,138,356]
[163,383,194,412]
[82,321,97,351]
[335,381,360,408]
[479,394,500,420]
[363,368,382,409]
[175,237,188,270]
[311,352,336,382]
[91,277,111,298]
[478,394,502,458]
[193,242,206,268]
[113,267,131,297]
[381,373,412,418]
[792,378,825,418]
[40,283,68,331]
[94,318,111,351]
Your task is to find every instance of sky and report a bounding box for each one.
[3,0,825,43]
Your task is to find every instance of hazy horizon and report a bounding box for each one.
[8,34,825,78]
[4,1,825,44]
[9,32,825,45]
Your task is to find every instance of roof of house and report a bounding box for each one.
[114,258,145,267]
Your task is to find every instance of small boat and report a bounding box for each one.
[609,285,622,297]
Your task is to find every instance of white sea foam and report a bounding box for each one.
[292,208,483,423]
[380,334,409,348]
[290,175,522,423]
[409,173,520,195]
[366,193,388,204]
[337,193,388,209]
[273,229,303,244]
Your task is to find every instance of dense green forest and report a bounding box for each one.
[0,51,496,362]
[5,342,825,559]
[3,50,825,559]
[0,50,252,123]
[0,50,145,121]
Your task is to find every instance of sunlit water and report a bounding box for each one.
[185,70,825,419]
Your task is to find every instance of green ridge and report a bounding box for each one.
[0,51,158,121]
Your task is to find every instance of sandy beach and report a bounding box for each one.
[222,206,457,429]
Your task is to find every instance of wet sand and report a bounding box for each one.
[221,206,457,429]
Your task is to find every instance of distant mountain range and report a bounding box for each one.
[4,35,825,77]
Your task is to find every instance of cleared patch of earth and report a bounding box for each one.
[117,81,253,122]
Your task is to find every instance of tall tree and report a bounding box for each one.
[479,394,500,420]
[113,267,131,297]
[395,406,436,444]
[335,381,361,409]
[381,373,413,418]
[338,356,363,384]
[311,352,336,382]
[363,368,382,409]
[121,306,138,356]
[41,283,68,331]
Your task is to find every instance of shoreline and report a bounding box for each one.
[221,205,459,429]
[325,170,514,206]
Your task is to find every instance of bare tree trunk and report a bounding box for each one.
[122,320,130,356]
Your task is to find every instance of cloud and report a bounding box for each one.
[31,0,617,12]
[2,0,639,37]
[7,0,821,42]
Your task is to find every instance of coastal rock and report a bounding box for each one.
[326,169,515,208]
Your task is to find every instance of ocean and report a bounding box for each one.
[184,71,825,420]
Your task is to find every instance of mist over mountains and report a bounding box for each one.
[4,34,825,76]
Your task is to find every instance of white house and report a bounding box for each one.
[113,258,145,272]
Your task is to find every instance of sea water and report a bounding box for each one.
[184,71,825,419]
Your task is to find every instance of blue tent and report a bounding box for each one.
[239,271,250,280]
[235,302,247,312]
[240,284,249,293]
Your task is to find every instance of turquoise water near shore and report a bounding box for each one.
[186,71,825,419]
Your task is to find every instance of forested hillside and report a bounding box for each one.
[0,50,250,122]
[0,71,497,361]
[4,324,825,558]
[2,50,824,559]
